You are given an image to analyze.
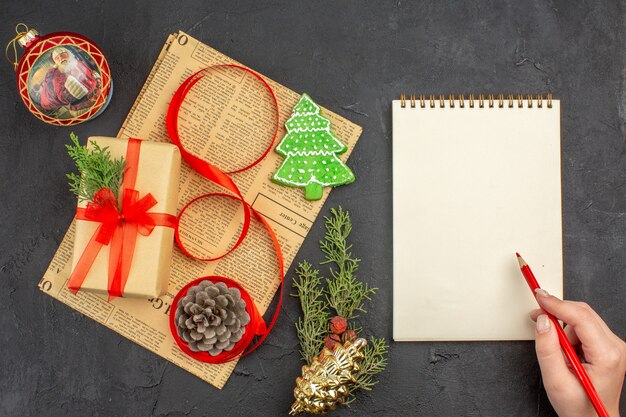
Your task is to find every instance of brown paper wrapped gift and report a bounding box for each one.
[70,136,181,298]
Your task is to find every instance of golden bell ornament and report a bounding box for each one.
[289,338,367,415]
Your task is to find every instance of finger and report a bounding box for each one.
[563,324,581,346]
[533,291,607,332]
[529,309,581,346]
[534,290,609,348]
[575,302,612,333]
[529,309,543,321]
[531,296,625,353]
[569,301,626,347]
[534,314,579,390]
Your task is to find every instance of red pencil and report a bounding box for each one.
[516,253,610,417]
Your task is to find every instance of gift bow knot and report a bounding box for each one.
[85,188,159,245]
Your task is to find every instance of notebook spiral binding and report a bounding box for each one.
[399,93,553,109]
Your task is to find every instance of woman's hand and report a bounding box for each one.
[530,290,626,417]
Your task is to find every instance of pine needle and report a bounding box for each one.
[353,337,389,392]
[292,261,329,364]
[66,132,126,203]
[322,207,377,324]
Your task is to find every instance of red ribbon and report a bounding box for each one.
[166,64,284,363]
[67,138,177,299]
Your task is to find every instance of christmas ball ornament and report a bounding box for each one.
[174,280,250,356]
[6,24,113,126]
[290,338,367,415]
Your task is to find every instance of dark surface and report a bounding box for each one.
[1,1,624,416]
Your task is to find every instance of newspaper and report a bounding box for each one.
[38,31,362,388]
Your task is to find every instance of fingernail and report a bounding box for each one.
[536,314,550,334]
[535,288,550,298]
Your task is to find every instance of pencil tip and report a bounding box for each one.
[516,253,527,268]
[515,252,521,257]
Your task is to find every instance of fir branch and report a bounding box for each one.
[345,337,389,405]
[352,337,389,393]
[291,206,389,410]
[322,207,377,322]
[66,133,126,203]
[292,261,329,364]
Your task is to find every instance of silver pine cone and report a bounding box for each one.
[175,280,250,356]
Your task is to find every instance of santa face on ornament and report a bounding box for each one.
[27,45,102,119]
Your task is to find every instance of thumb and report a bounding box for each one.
[535,314,577,389]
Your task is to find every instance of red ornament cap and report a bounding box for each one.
[17,28,38,48]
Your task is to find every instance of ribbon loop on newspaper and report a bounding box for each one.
[166,64,284,363]
[67,138,177,300]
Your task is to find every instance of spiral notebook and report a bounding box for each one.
[392,94,563,341]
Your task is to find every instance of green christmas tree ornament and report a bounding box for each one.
[273,94,355,200]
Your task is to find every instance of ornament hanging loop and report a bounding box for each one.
[5,23,30,71]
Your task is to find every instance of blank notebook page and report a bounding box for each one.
[392,98,563,341]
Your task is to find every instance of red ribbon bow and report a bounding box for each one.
[67,138,176,299]
[85,187,158,245]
